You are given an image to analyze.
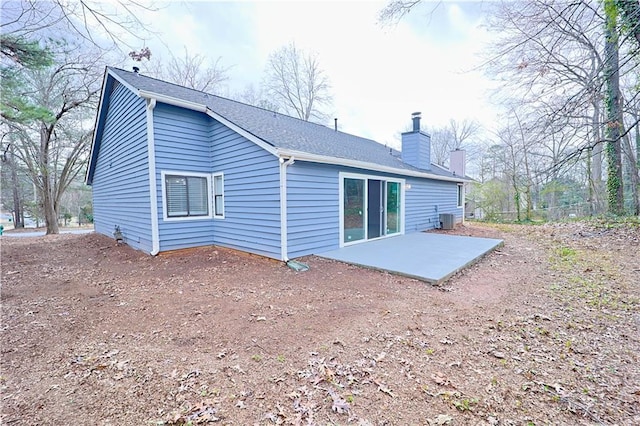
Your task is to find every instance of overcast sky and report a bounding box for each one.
[123,1,499,148]
[1,0,498,149]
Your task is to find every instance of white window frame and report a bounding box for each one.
[457,184,464,208]
[161,170,213,221]
[212,172,225,219]
[338,171,405,248]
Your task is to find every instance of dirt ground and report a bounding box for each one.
[1,221,639,425]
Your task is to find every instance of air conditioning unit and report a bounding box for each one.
[439,213,455,230]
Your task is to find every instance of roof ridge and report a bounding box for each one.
[93,67,463,183]
[109,66,349,135]
[109,66,266,110]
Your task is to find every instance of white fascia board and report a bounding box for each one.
[138,90,207,113]
[431,162,449,173]
[276,149,468,183]
[85,68,111,184]
[136,90,279,157]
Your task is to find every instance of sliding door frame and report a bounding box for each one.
[338,171,405,247]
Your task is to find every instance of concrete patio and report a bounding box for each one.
[317,232,503,284]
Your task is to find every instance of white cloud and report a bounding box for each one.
[121,0,498,147]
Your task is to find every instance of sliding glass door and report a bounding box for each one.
[341,174,403,245]
[343,177,365,243]
[385,181,401,235]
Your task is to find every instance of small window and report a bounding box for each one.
[213,173,224,218]
[165,174,209,218]
[457,184,464,208]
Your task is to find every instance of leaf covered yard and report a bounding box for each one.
[1,221,639,425]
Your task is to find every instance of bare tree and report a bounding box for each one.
[1,0,158,52]
[1,1,157,233]
[450,119,481,148]
[264,42,332,122]
[2,44,103,234]
[143,48,230,93]
[378,1,440,26]
[428,119,481,167]
[484,0,639,216]
[235,83,280,111]
[429,126,455,166]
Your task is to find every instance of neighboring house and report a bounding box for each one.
[86,67,468,260]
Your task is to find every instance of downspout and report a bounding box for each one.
[146,98,160,255]
[279,156,295,261]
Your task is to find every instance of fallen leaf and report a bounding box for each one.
[373,379,395,397]
[431,372,448,386]
[327,388,350,414]
[434,414,453,425]
[374,352,386,362]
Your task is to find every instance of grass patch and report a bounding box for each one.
[548,243,637,312]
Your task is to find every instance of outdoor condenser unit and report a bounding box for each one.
[439,213,455,230]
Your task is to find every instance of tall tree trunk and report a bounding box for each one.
[9,145,25,228]
[40,124,59,234]
[604,2,624,215]
[590,98,603,215]
[629,104,640,216]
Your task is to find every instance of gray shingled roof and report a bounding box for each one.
[109,67,455,178]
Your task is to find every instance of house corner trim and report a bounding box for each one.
[146,98,160,255]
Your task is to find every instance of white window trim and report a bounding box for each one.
[161,170,213,221]
[338,171,405,248]
[457,184,464,208]
[212,172,225,219]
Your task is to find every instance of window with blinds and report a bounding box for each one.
[165,174,209,217]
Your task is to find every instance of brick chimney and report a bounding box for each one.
[401,112,431,170]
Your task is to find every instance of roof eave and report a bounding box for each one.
[276,149,468,183]
[97,70,467,183]
[85,67,112,185]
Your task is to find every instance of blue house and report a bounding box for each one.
[86,67,467,260]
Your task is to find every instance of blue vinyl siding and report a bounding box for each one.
[286,162,340,258]
[286,162,461,257]
[153,103,215,251]
[91,80,461,259]
[210,121,282,259]
[92,81,152,252]
[405,178,461,232]
[401,132,431,170]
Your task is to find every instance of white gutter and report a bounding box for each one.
[279,156,295,261]
[137,89,465,184]
[276,149,469,183]
[146,98,160,255]
[139,90,207,113]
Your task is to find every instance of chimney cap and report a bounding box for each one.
[411,111,421,117]
[132,66,140,73]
